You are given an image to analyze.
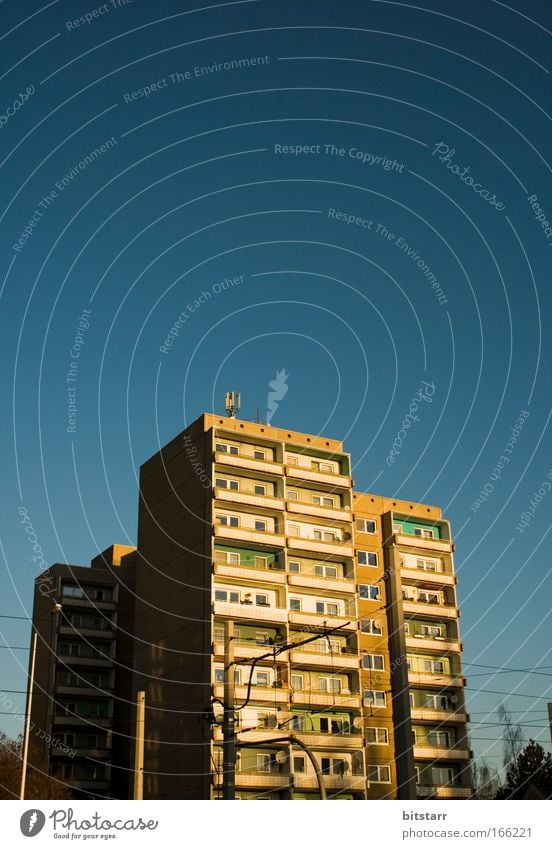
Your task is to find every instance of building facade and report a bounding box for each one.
[26,413,472,799]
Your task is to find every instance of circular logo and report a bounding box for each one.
[20,809,46,837]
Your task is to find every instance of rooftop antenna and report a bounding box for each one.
[225,391,241,419]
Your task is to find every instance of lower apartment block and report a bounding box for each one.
[26,413,472,799]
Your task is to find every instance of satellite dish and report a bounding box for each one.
[275,750,288,764]
[353,717,363,729]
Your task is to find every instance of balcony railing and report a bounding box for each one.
[213,524,286,548]
[287,536,354,557]
[290,647,359,669]
[402,600,458,619]
[213,560,286,584]
[410,707,468,724]
[413,745,471,761]
[213,600,288,624]
[417,785,472,799]
[293,773,366,792]
[400,566,456,586]
[214,487,284,511]
[285,500,351,522]
[291,690,361,708]
[285,465,352,488]
[394,533,453,553]
[214,451,283,476]
[405,634,461,653]
[288,572,355,593]
[289,610,356,631]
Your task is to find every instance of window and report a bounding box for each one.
[287,489,298,501]
[257,754,273,773]
[255,631,269,645]
[420,624,444,638]
[255,556,268,568]
[359,584,380,600]
[287,456,298,466]
[367,765,391,783]
[428,730,450,747]
[288,561,300,573]
[363,690,386,707]
[315,637,340,654]
[226,552,240,565]
[415,527,435,539]
[216,443,239,455]
[425,694,449,710]
[215,478,238,490]
[214,589,240,603]
[321,757,347,776]
[362,654,385,671]
[356,519,377,533]
[289,597,301,611]
[214,625,225,641]
[217,514,239,527]
[314,564,338,578]
[318,677,342,693]
[314,528,337,542]
[357,551,378,567]
[62,585,84,598]
[418,590,440,604]
[291,714,306,730]
[360,619,382,635]
[255,593,269,606]
[291,674,304,690]
[311,461,332,473]
[423,659,445,674]
[253,449,266,460]
[254,484,266,496]
[257,711,275,728]
[316,601,339,616]
[215,669,240,685]
[288,524,300,536]
[366,727,389,745]
[255,671,269,687]
[392,522,403,533]
[313,494,335,507]
[254,520,267,532]
[432,766,455,785]
[417,558,438,572]
[293,755,306,773]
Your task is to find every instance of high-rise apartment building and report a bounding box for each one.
[26,412,472,800]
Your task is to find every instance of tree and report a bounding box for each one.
[0,733,73,800]
[497,702,523,770]
[472,757,499,799]
[496,740,552,800]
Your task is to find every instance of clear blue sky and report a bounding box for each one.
[0,0,551,775]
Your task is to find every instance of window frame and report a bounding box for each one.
[363,689,387,708]
[365,726,389,745]
[357,550,378,567]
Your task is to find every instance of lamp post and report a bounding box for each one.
[20,602,62,800]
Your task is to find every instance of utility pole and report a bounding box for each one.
[133,691,146,800]
[19,630,37,800]
[222,620,235,800]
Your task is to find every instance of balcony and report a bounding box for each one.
[394,533,452,554]
[408,671,465,687]
[230,727,364,750]
[214,561,286,585]
[410,708,467,724]
[291,690,361,708]
[286,466,352,488]
[55,685,113,697]
[213,771,290,788]
[288,573,355,594]
[293,773,366,792]
[417,785,472,799]
[400,567,456,587]
[214,487,284,512]
[59,597,116,611]
[58,625,115,639]
[53,714,112,727]
[214,524,286,548]
[289,610,356,631]
[286,500,351,522]
[287,536,354,558]
[53,747,111,760]
[213,640,287,661]
[56,654,114,668]
[402,601,458,619]
[214,684,288,704]
[214,450,283,476]
[413,745,471,761]
[213,600,288,624]
[405,635,461,653]
[290,648,359,669]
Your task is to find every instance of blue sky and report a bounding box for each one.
[0,0,551,774]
